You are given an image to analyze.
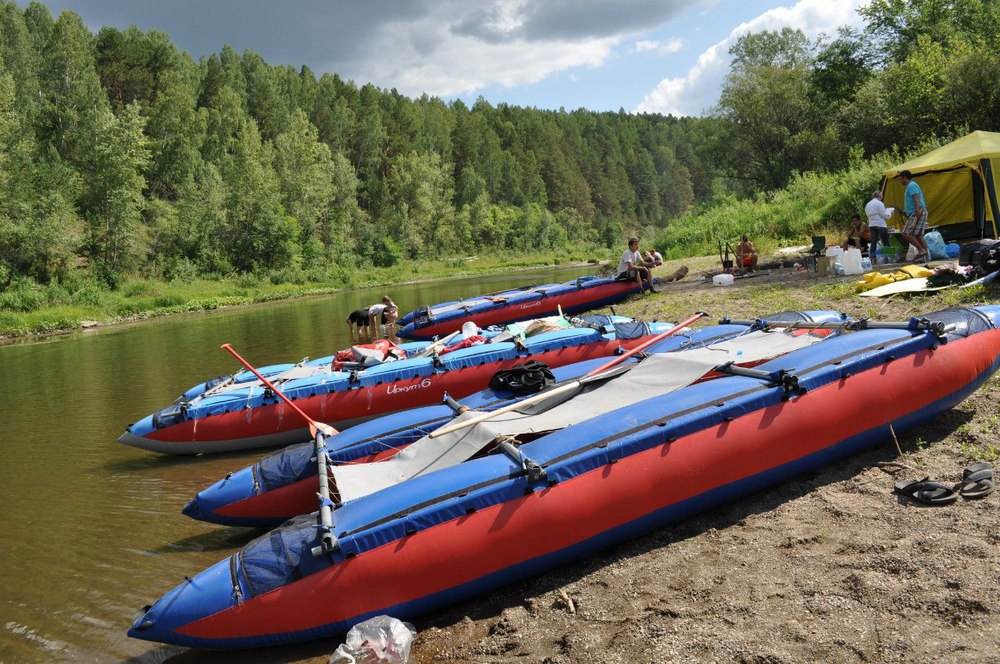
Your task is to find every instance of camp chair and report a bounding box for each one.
[809,236,826,256]
[719,240,734,270]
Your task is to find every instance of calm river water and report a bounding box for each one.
[0,266,595,663]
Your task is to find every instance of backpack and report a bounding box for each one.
[959,239,1000,274]
[490,360,555,395]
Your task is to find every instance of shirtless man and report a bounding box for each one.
[736,235,758,271]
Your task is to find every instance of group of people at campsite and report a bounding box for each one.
[348,171,931,341]
[844,170,930,262]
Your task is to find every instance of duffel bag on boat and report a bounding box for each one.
[490,360,555,395]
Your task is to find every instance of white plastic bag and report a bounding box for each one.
[329,616,416,664]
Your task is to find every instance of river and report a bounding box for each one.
[0,266,596,663]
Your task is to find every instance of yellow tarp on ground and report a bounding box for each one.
[883,131,1000,237]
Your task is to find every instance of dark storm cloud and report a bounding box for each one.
[451,0,702,43]
[32,0,432,68]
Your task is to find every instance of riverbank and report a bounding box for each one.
[407,257,1000,663]
[169,256,1000,664]
[0,251,600,343]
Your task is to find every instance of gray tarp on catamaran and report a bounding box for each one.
[331,329,824,501]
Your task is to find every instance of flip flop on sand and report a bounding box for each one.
[955,462,995,500]
[893,477,959,506]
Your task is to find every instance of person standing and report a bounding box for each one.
[864,189,893,261]
[898,170,929,262]
[617,237,656,292]
[367,295,399,338]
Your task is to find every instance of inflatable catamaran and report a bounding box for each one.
[395,275,656,340]
[184,310,845,527]
[119,315,670,454]
[129,306,1000,649]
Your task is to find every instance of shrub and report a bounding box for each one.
[122,280,158,298]
[70,284,106,307]
[0,279,48,312]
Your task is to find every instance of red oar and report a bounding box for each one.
[585,311,709,377]
[221,343,337,438]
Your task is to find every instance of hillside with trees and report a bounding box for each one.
[654,0,1000,256]
[2,0,1000,328]
[0,0,716,297]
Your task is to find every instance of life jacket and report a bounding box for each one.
[439,335,487,355]
[332,339,406,370]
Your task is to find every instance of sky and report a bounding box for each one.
[28,0,869,116]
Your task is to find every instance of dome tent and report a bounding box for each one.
[882,131,1000,239]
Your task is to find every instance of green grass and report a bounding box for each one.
[652,150,898,259]
[961,441,1000,464]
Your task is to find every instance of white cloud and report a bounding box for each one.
[339,0,708,97]
[354,14,619,97]
[635,38,684,55]
[636,0,868,116]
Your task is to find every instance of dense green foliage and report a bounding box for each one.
[0,0,714,300]
[3,0,1000,335]
[655,0,1000,254]
[654,148,900,258]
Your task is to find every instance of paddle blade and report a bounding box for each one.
[310,422,337,438]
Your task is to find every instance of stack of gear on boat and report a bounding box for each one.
[440,321,488,355]
[331,339,407,370]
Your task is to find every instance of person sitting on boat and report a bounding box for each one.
[617,237,656,292]
[346,307,372,341]
[367,296,399,338]
[736,235,758,272]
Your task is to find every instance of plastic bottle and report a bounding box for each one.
[861,256,872,271]
[841,248,864,275]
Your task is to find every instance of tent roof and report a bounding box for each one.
[884,131,1000,178]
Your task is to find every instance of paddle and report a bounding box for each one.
[220,343,337,438]
[428,311,708,439]
[221,343,339,555]
[412,330,461,358]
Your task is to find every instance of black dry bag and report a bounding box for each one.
[490,360,555,395]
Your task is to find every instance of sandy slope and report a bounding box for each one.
[409,261,1000,663]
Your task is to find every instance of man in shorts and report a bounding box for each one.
[617,237,656,292]
[898,170,929,262]
[346,307,371,341]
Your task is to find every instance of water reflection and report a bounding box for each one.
[0,266,593,662]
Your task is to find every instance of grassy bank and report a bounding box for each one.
[0,249,600,340]
[653,149,898,259]
[629,256,996,329]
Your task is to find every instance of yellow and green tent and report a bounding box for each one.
[882,130,1000,239]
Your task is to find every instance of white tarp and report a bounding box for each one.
[331,329,824,502]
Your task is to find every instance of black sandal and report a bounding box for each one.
[893,477,959,505]
[955,462,995,500]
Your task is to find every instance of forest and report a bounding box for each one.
[2,0,1000,309]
